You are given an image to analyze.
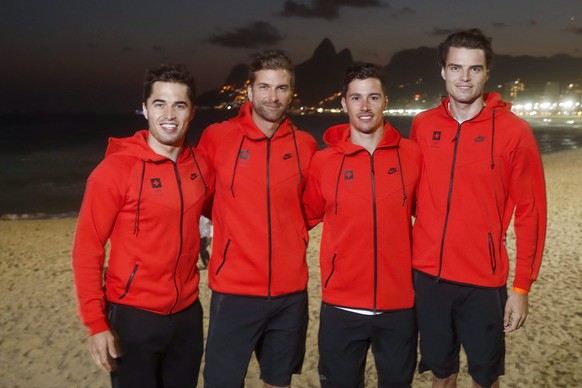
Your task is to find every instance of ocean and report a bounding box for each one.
[1,111,581,219]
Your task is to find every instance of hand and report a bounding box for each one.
[87,330,121,372]
[503,292,528,333]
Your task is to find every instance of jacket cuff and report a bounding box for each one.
[512,277,532,293]
[512,287,529,295]
[86,318,110,336]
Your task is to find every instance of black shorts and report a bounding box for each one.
[203,291,308,388]
[318,303,417,388]
[414,271,507,387]
[108,300,203,388]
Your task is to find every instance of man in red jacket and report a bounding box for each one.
[197,51,317,388]
[303,63,422,387]
[72,64,213,387]
[410,29,547,388]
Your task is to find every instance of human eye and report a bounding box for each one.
[470,67,483,74]
[153,102,164,109]
[449,65,459,72]
[175,103,187,111]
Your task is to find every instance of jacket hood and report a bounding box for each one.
[440,92,512,123]
[323,122,402,154]
[236,101,294,140]
[105,130,191,162]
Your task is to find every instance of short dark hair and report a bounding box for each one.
[342,62,387,97]
[143,64,196,104]
[249,51,295,87]
[437,29,494,69]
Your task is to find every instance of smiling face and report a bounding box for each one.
[142,81,194,157]
[341,77,387,135]
[247,69,293,136]
[442,47,489,107]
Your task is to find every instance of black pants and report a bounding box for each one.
[109,300,203,388]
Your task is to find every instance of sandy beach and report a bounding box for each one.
[1,148,581,387]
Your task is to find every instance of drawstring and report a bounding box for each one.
[395,143,408,206]
[230,136,245,197]
[334,155,347,214]
[188,146,208,197]
[290,124,303,185]
[133,161,146,236]
[133,145,208,236]
[490,109,496,169]
[333,144,408,214]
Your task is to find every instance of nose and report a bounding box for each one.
[267,88,278,102]
[163,105,176,119]
[361,99,371,111]
[460,69,471,82]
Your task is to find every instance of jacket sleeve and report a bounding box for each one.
[302,153,325,229]
[509,132,547,292]
[71,165,125,335]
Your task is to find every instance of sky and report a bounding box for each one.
[2,0,581,114]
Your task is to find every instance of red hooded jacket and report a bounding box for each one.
[303,123,422,311]
[72,130,213,335]
[197,102,317,297]
[410,93,546,291]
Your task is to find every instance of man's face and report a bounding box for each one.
[248,69,293,125]
[441,47,489,105]
[142,81,194,152]
[341,77,387,135]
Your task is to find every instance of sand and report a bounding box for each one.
[1,148,581,387]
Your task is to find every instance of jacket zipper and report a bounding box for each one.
[437,123,462,280]
[169,161,184,314]
[266,138,273,299]
[119,263,139,299]
[370,154,378,313]
[324,254,337,288]
[487,233,497,274]
[216,239,231,275]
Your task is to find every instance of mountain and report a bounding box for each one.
[294,38,353,106]
[197,38,582,108]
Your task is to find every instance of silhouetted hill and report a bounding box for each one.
[294,38,353,106]
[198,38,582,108]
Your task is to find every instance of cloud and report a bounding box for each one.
[208,21,285,48]
[280,0,386,20]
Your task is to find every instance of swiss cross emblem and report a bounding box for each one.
[150,178,162,188]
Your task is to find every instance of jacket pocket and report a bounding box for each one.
[323,254,337,288]
[119,264,139,299]
[215,239,231,276]
[487,233,497,274]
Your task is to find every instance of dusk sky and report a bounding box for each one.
[3,0,581,114]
